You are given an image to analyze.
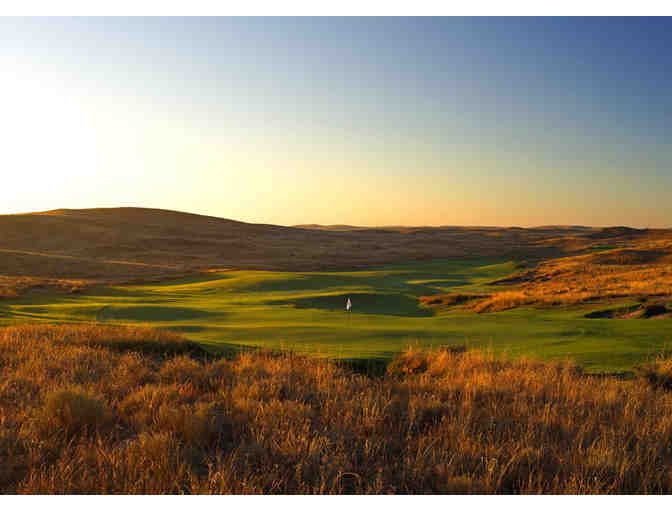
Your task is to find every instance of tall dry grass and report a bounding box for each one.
[0,275,89,298]
[3,324,672,494]
[422,242,672,313]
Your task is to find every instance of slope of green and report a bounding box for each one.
[2,257,671,373]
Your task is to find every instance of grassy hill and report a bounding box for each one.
[0,207,598,297]
[422,231,672,314]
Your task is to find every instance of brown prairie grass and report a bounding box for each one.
[0,275,90,298]
[423,239,672,313]
[3,324,672,494]
[474,249,672,312]
[636,355,672,391]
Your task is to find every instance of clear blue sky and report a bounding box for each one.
[1,17,670,226]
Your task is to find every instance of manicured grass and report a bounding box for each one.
[2,257,672,373]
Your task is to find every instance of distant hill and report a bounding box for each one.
[293,224,364,231]
[0,207,635,297]
[587,226,651,239]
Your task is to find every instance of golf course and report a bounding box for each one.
[3,256,671,374]
[7,17,672,495]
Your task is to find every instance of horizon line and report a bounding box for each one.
[2,205,668,231]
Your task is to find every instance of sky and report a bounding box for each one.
[1,17,671,227]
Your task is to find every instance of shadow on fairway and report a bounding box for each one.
[247,271,474,296]
[268,292,433,317]
[166,324,209,333]
[100,305,225,322]
[194,341,262,359]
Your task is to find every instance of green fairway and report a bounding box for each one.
[2,257,672,374]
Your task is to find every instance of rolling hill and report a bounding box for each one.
[0,207,589,280]
[1,206,661,298]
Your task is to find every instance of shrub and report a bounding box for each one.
[39,387,108,436]
[386,346,428,377]
[637,358,672,390]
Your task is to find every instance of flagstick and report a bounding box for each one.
[346,297,351,328]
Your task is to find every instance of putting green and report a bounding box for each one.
[2,257,672,374]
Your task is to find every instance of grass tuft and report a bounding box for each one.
[39,388,108,437]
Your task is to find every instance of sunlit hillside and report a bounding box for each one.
[421,228,672,314]
[0,207,597,298]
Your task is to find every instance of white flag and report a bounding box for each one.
[346,298,351,311]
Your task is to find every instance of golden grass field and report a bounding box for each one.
[4,324,672,494]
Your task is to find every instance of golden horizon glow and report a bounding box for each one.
[2,18,671,228]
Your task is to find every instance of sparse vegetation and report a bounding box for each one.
[4,324,672,494]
